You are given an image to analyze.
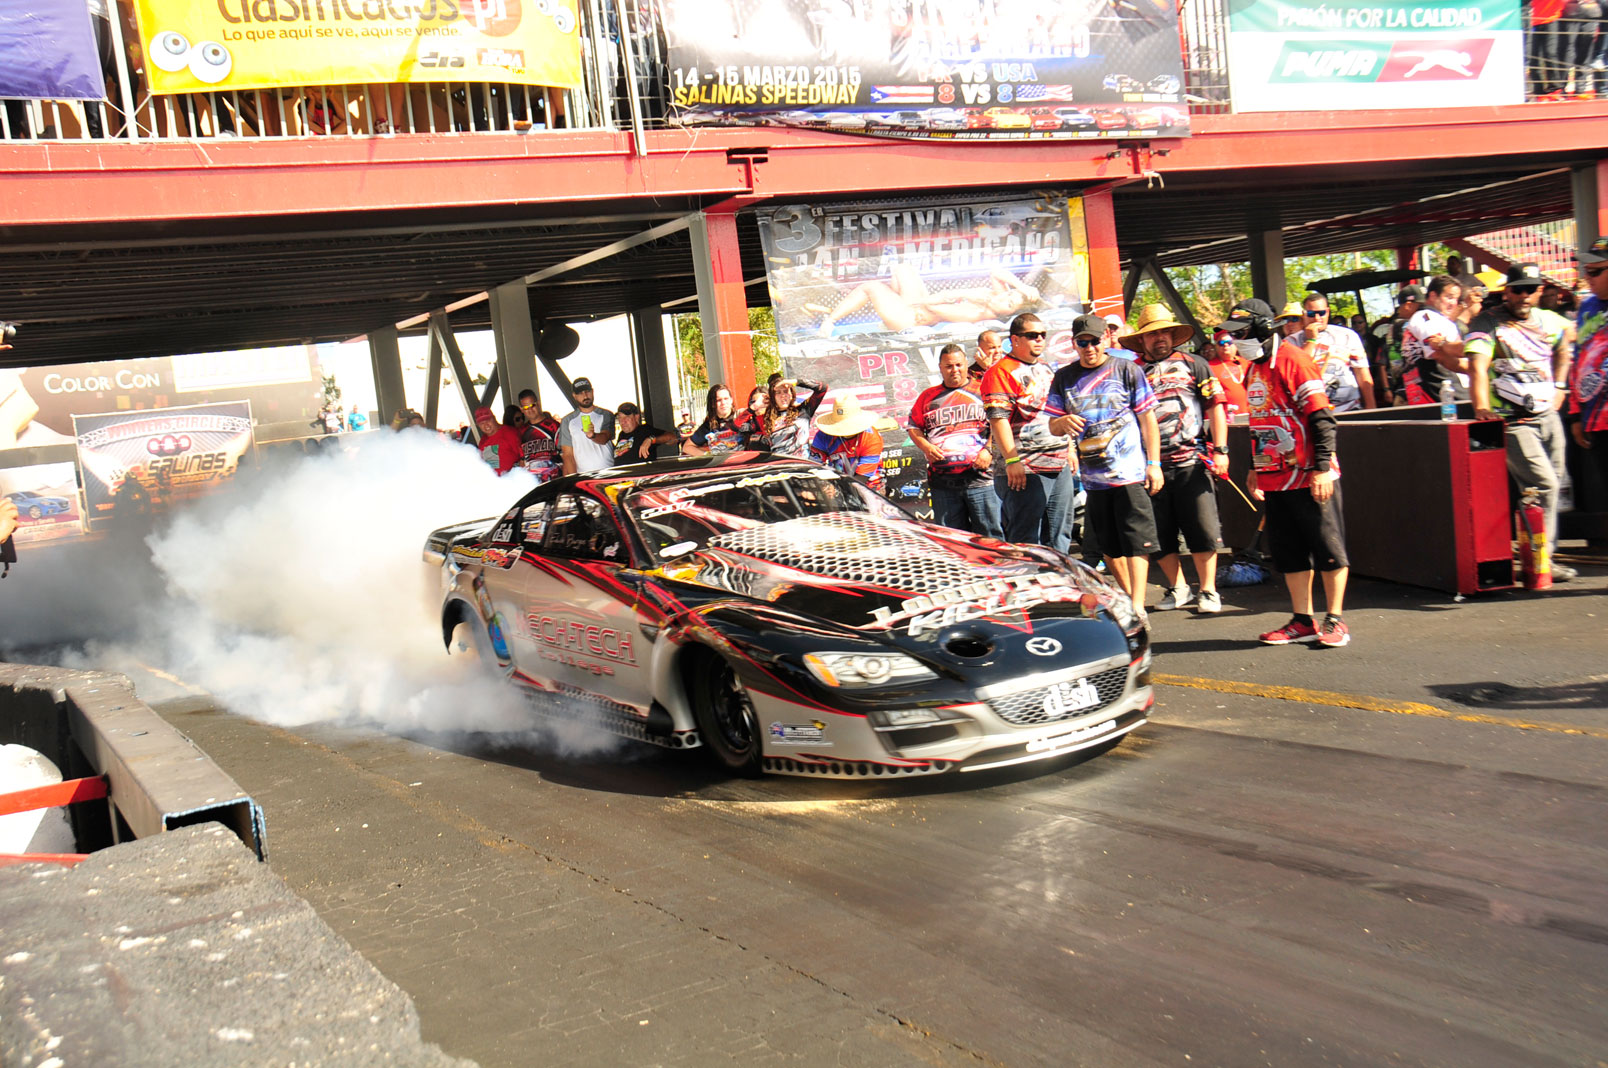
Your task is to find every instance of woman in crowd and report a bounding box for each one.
[683,384,753,454]
[740,386,770,437]
[760,373,829,457]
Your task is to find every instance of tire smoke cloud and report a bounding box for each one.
[7,431,627,758]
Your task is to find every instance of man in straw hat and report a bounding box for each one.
[809,393,886,492]
[1044,313,1163,624]
[1121,303,1228,614]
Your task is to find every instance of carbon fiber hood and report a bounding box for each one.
[662,513,1124,634]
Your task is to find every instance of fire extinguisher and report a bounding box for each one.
[1516,487,1551,590]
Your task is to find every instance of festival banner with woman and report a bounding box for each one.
[757,193,1089,507]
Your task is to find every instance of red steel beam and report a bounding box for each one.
[4,100,1600,231]
[700,205,756,402]
[0,775,108,817]
[1083,185,1124,319]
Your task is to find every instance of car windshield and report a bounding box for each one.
[624,468,897,561]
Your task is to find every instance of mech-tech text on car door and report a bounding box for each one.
[521,491,656,715]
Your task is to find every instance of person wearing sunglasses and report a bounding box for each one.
[981,313,1076,550]
[1468,263,1577,583]
[1043,313,1163,619]
[1297,292,1376,411]
[1121,304,1226,615]
[515,388,563,483]
[1568,237,1608,511]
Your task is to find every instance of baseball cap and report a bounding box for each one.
[571,377,594,393]
[1103,313,1126,331]
[1504,263,1543,290]
[472,405,495,422]
[616,401,641,415]
[1395,284,1424,303]
[1073,313,1108,338]
[1578,236,1608,266]
[1221,298,1276,332]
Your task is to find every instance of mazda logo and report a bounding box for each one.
[1025,637,1062,656]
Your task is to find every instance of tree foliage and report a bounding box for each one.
[1128,244,1457,330]
[672,306,782,396]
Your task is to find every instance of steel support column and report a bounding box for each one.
[1084,187,1124,320]
[689,208,756,402]
[631,308,676,431]
[367,326,407,428]
[1572,159,1608,247]
[429,311,482,442]
[488,281,540,411]
[1247,225,1286,306]
[1141,258,1205,343]
[423,331,443,429]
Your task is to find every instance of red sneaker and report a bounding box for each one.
[1317,616,1350,647]
[1258,617,1319,645]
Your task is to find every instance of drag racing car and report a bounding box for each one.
[426,454,1152,778]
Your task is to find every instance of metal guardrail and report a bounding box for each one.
[0,664,266,861]
[1,0,1596,144]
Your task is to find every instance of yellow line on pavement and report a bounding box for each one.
[1152,674,1608,739]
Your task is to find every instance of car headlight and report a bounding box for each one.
[802,651,937,688]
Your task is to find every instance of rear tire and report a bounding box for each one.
[447,617,493,664]
[692,656,764,777]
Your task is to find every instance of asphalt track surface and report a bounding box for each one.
[140,567,1606,1068]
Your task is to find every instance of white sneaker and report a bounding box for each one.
[1158,584,1194,611]
[1195,589,1222,614]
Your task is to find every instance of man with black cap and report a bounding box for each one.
[1370,284,1422,404]
[612,401,679,465]
[1221,298,1351,647]
[558,377,616,475]
[1044,313,1162,619]
[1467,262,1576,582]
[1122,303,1228,614]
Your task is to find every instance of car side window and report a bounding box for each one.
[543,494,625,563]
[489,507,521,545]
[521,500,551,544]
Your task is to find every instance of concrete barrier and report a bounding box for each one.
[0,664,265,859]
[0,822,475,1067]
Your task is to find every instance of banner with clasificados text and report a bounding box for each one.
[758,194,1089,509]
[1225,0,1522,111]
[660,0,1188,140]
[131,0,582,94]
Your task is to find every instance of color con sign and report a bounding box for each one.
[1225,0,1522,111]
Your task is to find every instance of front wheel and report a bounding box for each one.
[27,506,41,519]
[692,657,763,777]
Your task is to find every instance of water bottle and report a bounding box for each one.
[1438,377,1456,422]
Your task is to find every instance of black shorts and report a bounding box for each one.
[1263,485,1349,573]
[1149,463,1223,555]
[1086,482,1159,559]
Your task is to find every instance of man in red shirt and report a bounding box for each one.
[472,405,524,475]
[515,389,563,482]
[1207,328,1250,419]
[909,343,999,536]
[1221,298,1350,647]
